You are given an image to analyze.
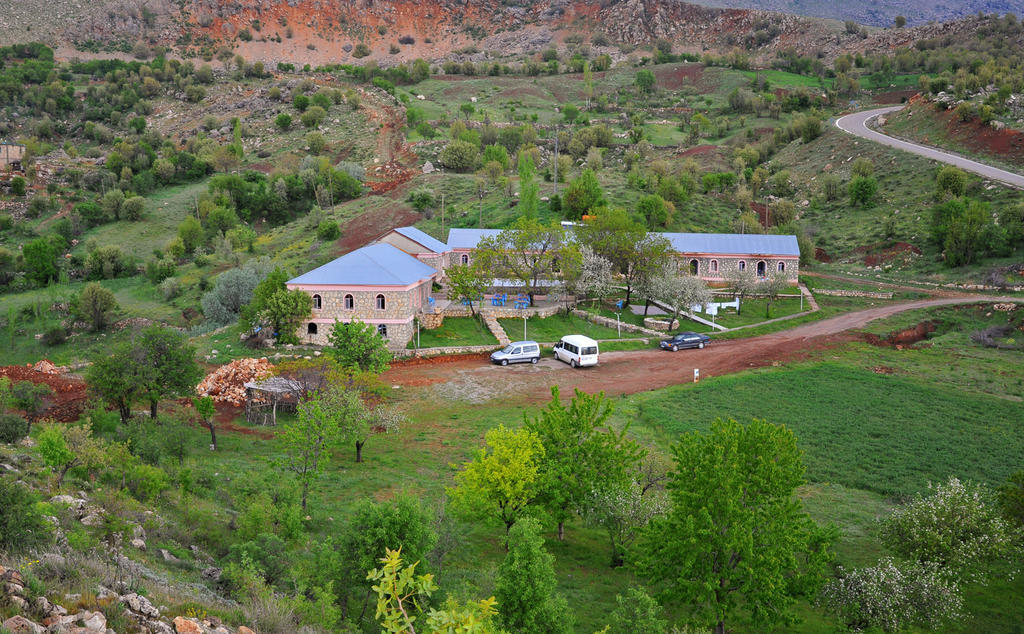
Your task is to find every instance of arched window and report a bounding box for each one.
[689,259,699,275]
[376,294,386,310]
[312,294,322,310]
[460,254,469,265]
[344,294,354,309]
[738,260,746,272]
[307,322,318,335]
[377,324,388,337]
[778,261,786,273]
[710,260,719,274]
[757,261,767,277]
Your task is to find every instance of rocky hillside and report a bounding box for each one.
[691,0,1024,27]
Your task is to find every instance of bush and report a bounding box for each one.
[11,176,26,196]
[0,479,50,552]
[275,113,291,131]
[0,412,28,443]
[316,220,340,241]
[41,325,67,347]
[438,140,480,172]
[127,463,170,502]
[74,282,119,331]
[353,43,371,58]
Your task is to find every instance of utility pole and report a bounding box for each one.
[552,125,559,196]
[441,191,445,236]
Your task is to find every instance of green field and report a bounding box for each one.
[499,311,649,342]
[407,315,499,348]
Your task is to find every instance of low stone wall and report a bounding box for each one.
[444,304,563,319]
[814,289,894,299]
[644,317,679,332]
[395,343,502,358]
[571,309,665,336]
[420,312,444,329]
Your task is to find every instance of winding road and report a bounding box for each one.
[385,295,1021,402]
[834,106,1024,189]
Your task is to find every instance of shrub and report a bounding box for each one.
[275,113,291,130]
[0,412,28,443]
[41,325,67,347]
[74,282,119,331]
[438,140,480,172]
[353,43,371,58]
[11,176,26,196]
[292,94,310,112]
[300,105,326,128]
[0,479,50,552]
[316,220,340,241]
[127,463,170,502]
[122,196,145,221]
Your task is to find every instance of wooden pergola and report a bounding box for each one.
[243,376,302,426]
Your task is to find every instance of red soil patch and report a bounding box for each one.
[654,64,705,91]
[862,321,936,348]
[855,241,922,267]
[814,247,832,263]
[677,144,717,157]
[0,365,88,423]
[391,352,492,368]
[750,201,769,227]
[337,203,420,254]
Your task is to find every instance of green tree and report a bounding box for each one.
[136,326,202,420]
[561,103,579,124]
[607,587,668,634]
[74,282,119,332]
[635,418,835,634]
[326,319,391,374]
[518,152,539,220]
[10,175,26,196]
[495,517,575,633]
[281,387,351,509]
[848,176,878,207]
[525,386,644,541]
[37,423,108,487]
[22,237,59,285]
[575,208,647,303]
[301,105,327,128]
[562,168,605,220]
[87,341,141,423]
[0,479,50,553]
[473,217,567,305]
[178,215,204,254]
[936,165,967,198]
[438,139,479,172]
[193,395,217,450]
[445,262,489,317]
[448,425,545,539]
[460,102,475,119]
[635,69,656,94]
[10,381,51,433]
[241,268,311,344]
[275,113,292,130]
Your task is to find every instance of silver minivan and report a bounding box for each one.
[490,340,541,366]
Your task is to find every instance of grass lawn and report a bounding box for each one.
[711,295,806,328]
[499,312,648,343]
[407,315,498,349]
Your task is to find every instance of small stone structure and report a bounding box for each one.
[244,376,302,425]
[813,289,894,299]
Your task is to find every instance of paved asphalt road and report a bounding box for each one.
[834,106,1024,189]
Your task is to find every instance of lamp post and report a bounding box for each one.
[523,315,527,341]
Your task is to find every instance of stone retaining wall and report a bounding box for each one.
[396,344,502,358]
[644,317,679,332]
[444,304,563,319]
[814,289,894,299]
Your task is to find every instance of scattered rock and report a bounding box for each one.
[80,512,104,526]
[131,538,147,551]
[132,524,146,540]
[1,615,45,634]
[173,616,203,634]
[201,567,222,582]
[121,592,160,619]
[160,549,179,563]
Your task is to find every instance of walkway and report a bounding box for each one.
[834,106,1024,189]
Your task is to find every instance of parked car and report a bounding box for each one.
[659,331,710,351]
[490,341,540,366]
[553,334,599,368]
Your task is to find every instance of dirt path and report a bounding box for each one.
[383,296,1020,402]
[360,88,419,195]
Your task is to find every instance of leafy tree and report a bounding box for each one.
[759,271,792,318]
[635,418,835,634]
[10,175,26,196]
[561,103,579,124]
[625,233,673,312]
[367,548,499,633]
[525,386,644,541]
[336,495,437,617]
[637,193,670,227]
[606,587,668,634]
[281,387,352,509]
[848,176,878,207]
[880,476,1022,583]
[894,15,907,27]
[74,282,119,332]
[936,165,967,198]
[445,262,489,317]
[574,208,648,303]
[0,413,28,443]
[326,319,391,374]
[438,139,479,172]
[635,69,656,93]
[275,113,292,130]
[584,479,668,567]
[22,237,59,285]
[301,105,327,128]
[0,479,50,553]
[448,424,545,539]
[647,267,712,331]
[495,517,575,633]
[135,326,202,420]
[460,102,475,119]
[101,188,125,220]
[473,217,567,305]
[10,380,51,433]
[241,267,311,343]
[201,257,275,326]
[177,215,204,254]
[37,422,108,487]
[931,198,992,267]
[87,341,141,423]
[820,557,962,632]
[293,94,310,111]
[562,168,605,220]
[517,152,539,220]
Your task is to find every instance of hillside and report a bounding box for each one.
[691,0,1024,27]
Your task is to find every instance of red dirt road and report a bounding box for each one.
[383,297,1018,401]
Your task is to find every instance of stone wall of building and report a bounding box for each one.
[295,280,431,349]
[675,255,800,283]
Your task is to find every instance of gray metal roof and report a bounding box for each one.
[446,228,502,249]
[288,243,437,287]
[393,226,448,254]
[661,233,800,256]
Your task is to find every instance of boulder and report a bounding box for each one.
[95,585,118,601]
[131,538,147,551]
[172,617,202,634]
[159,549,179,563]
[121,593,160,619]
[80,513,103,526]
[201,567,222,582]
[1,615,45,634]
[78,611,106,631]
[237,627,256,634]
[131,524,146,540]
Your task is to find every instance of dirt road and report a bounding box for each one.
[835,107,1024,189]
[384,296,1019,402]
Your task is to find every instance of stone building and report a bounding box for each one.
[374,226,450,274]
[286,243,437,350]
[444,228,800,283]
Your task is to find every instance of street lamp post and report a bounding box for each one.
[523,315,527,341]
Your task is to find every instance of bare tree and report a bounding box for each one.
[649,266,712,330]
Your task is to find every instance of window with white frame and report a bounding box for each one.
[312,294,322,310]
[344,294,354,309]
[376,294,386,310]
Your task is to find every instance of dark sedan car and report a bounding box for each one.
[659,331,710,351]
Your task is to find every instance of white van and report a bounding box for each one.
[552,334,599,368]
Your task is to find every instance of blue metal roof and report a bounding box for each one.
[393,226,448,254]
[446,228,502,249]
[288,243,437,286]
[662,233,800,257]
